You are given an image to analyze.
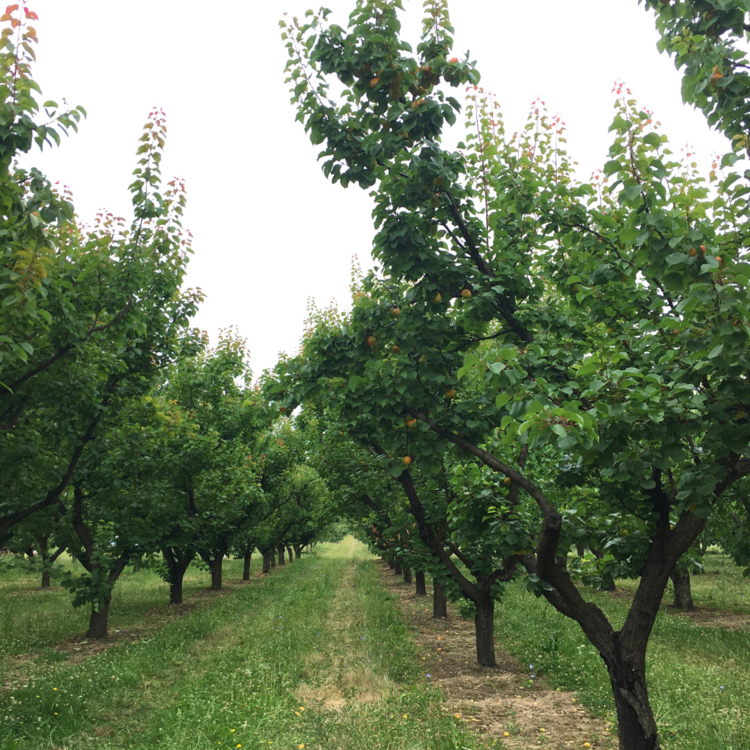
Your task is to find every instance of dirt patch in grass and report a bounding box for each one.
[378,562,615,749]
[296,561,392,711]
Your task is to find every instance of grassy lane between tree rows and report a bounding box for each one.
[1,540,490,750]
[0,556,251,682]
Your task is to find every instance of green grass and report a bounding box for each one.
[0,540,489,750]
[613,552,750,616]
[494,557,750,750]
[0,554,249,679]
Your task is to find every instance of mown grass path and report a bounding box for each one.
[0,540,484,750]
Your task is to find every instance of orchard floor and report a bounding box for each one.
[0,539,491,750]
[1,543,747,750]
[378,566,614,749]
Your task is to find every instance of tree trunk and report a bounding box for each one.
[286,545,294,562]
[403,567,412,584]
[601,578,616,592]
[474,593,497,667]
[86,595,112,639]
[262,550,272,574]
[671,570,695,611]
[388,558,395,569]
[393,559,402,575]
[294,544,303,559]
[415,571,427,596]
[277,544,286,566]
[209,557,223,590]
[243,541,253,581]
[36,535,64,588]
[163,547,193,605]
[607,653,660,750]
[433,579,447,619]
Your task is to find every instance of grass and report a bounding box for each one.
[2,545,748,749]
[0,539,489,750]
[0,554,248,678]
[494,554,750,750]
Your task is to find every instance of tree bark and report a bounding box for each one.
[243,541,253,581]
[671,570,695,611]
[433,579,447,619]
[388,558,395,569]
[208,556,224,590]
[271,549,277,568]
[474,593,497,667]
[607,650,660,750]
[86,595,112,639]
[415,571,427,596]
[403,567,412,584]
[163,547,193,605]
[393,559,402,575]
[286,544,294,562]
[41,570,51,588]
[262,550,272,574]
[294,544,303,560]
[277,544,286,566]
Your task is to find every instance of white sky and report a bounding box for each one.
[25,0,730,378]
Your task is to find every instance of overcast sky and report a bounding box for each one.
[25,1,730,378]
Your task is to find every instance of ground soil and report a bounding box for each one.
[378,562,616,749]
[296,560,391,710]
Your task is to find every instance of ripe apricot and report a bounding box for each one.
[404,417,417,427]
[366,335,377,346]
[370,77,380,88]
[445,387,456,398]
[392,307,401,317]
[503,477,512,485]
[402,456,412,465]
[689,248,697,257]
[461,289,472,298]
[449,57,458,63]
[392,345,401,354]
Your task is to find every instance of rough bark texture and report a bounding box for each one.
[277,544,286,566]
[388,558,395,569]
[607,654,660,750]
[41,569,51,588]
[433,579,447,619]
[393,559,402,575]
[271,549,277,568]
[403,567,412,584]
[262,551,272,574]
[286,545,294,562]
[293,544,303,560]
[415,571,427,596]
[474,593,497,667]
[671,570,695,611]
[86,596,111,639]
